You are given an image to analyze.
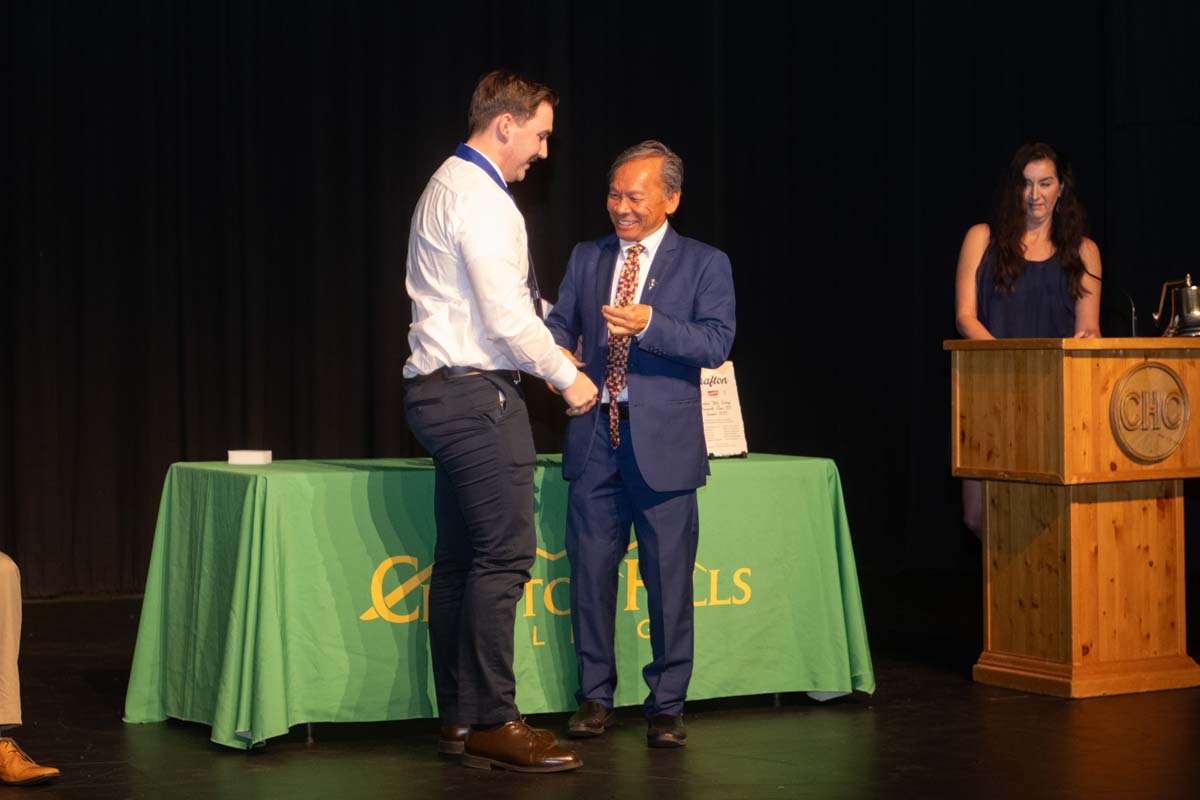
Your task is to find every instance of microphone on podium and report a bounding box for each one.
[1115,285,1137,337]
[1096,269,1137,337]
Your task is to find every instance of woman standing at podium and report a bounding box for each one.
[954,142,1103,535]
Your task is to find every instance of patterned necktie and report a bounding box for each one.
[604,243,645,448]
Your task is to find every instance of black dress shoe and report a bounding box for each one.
[568,701,616,738]
[646,714,687,748]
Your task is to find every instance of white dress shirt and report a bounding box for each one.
[403,148,577,390]
[603,221,669,404]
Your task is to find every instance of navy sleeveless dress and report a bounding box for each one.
[975,248,1076,338]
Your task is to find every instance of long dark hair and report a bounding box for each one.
[988,142,1089,298]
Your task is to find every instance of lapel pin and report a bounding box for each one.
[647,278,656,291]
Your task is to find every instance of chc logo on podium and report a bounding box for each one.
[1109,361,1190,463]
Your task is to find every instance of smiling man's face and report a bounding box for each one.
[606,157,680,242]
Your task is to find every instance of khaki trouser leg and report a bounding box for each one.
[0,553,21,726]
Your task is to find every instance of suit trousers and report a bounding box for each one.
[566,417,699,719]
[0,553,21,726]
[403,374,536,725]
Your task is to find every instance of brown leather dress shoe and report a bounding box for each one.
[568,700,616,738]
[0,738,60,785]
[463,720,582,773]
[646,714,687,748]
[437,723,470,756]
[443,720,556,755]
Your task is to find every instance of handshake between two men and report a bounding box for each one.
[550,301,653,418]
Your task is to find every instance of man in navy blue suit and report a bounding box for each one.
[544,140,736,748]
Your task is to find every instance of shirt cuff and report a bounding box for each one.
[546,359,578,392]
[635,307,654,339]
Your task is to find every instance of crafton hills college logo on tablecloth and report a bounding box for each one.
[1109,361,1190,463]
[358,545,752,646]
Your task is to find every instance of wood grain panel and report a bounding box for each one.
[948,339,1200,482]
[978,477,1199,696]
[1070,490,1099,667]
[946,337,1200,352]
[1071,481,1185,662]
[1064,351,1200,481]
[953,349,1064,480]
[983,481,1069,662]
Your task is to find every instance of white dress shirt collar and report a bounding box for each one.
[459,143,507,188]
[618,220,670,262]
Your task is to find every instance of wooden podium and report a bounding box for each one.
[946,338,1200,697]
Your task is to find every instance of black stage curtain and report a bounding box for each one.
[3,1,1199,596]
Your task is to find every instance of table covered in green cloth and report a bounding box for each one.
[124,454,873,749]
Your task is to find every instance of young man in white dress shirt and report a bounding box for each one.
[401,70,597,773]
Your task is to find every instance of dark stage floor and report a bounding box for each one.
[13,571,1200,799]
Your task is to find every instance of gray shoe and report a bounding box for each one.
[568,700,616,738]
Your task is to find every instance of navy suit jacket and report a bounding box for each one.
[545,226,736,493]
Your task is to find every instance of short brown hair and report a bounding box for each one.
[467,70,559,135]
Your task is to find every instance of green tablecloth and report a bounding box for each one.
[123,455,873,749]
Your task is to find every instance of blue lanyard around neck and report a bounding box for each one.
[455,143,512,199]
[453,144,542,318]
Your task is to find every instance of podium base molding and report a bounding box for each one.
[974,651,1200,698]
